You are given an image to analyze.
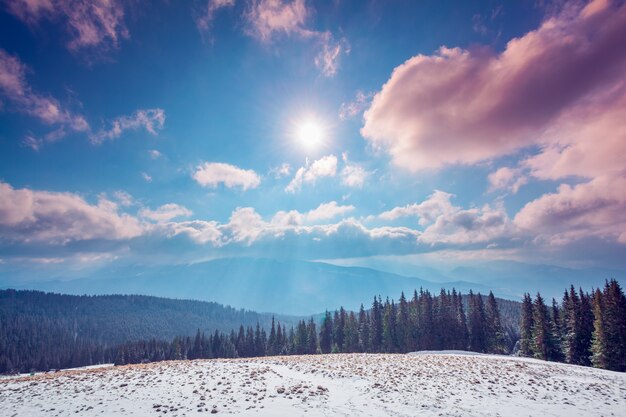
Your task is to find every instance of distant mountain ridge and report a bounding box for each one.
[3,257,496,315]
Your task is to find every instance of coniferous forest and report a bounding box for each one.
[1,280,625,374]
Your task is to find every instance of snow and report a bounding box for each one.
[1,353,625,416]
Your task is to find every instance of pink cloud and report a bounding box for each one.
[361,0,626,171]
[89,109,166,144]
[0,49,89,147]
[514,176,626,245]
[6,0,129,51]
[242,0,348,77]
[0,182,143,245]
[243,0,310,41]
[488,167,528,194]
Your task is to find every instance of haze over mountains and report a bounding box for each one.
[2,257,623,315]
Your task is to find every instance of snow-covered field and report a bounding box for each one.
[2,353,625,416]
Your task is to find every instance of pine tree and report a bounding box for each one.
[531,293,557,361]
[357,304,370,352]
[267,317,277,356]
[454,291,469,351]
[590,288,608,369]
[468,291,486,353]
[319,311,333,354]
[601,279,626,371]
[519,293,534,357]
[369,296,383,353]
[485,292,506,354]
[382,298,398,353]
[397,292,410,353]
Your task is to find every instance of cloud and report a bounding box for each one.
[157,220,223,245]
[314,35,349,77]
[90,109,166,144]
[339,90,374,120]
[514,176,626,245]
[340,153,369,188]
[5,0,129,52]
[148,149,163,160]
[361,0,626,171]
[380,190,455,225]
[242,0,348,76]
[269,162,291,178]
[196,0,235,33]
[0,49,89,142]
[243,0,310,41]
[379,190,512,245]
[488,167,528,194]
[1,49,165,147]
[141,172,152,182]
[140,204,193,223]
[271,201,355,226]
[193,162,261,190]
[0,181,143,245]
[285,154,337,193]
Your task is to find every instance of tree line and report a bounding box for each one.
[113,289,512,365]
[519,279,626,372]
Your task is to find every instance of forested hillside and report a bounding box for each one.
[1,287,521,373]
[0,290,299,373]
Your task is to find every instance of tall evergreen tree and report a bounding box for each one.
[319,311,333,354]
[519,293,534,357]
[468,291,487,353]
[485,292,506,354]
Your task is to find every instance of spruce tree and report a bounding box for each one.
[485,292,506,354]
[531,293,557,361]
[519,293,534,357]
[468,291,486,353]
[319,311,333,354]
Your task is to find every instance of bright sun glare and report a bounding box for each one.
[296,120,324,149]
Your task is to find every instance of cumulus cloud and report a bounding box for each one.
[379,191,512,245]
[140,203,193,223]
[90,109,166,144]
[0,182,143,245]
[361,0,626,171]
[193,162,261,190]
[148,149,163,160]
[340,153,369,188]
[271,201,355,226]
[5,0,129,51]
[514,176,626,245]
[285,154,337,193]
[339,90,373,120]
[488,167,528,194]
[141,172,152,182]
[0,49,89,143]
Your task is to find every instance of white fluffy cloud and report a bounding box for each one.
[140,204,193,223]
[379,191,512,245]
[285,155,337,193]
[488,167,528,194]
[271,201,355,226]
[193,162,261,190]
[340,153,369,188]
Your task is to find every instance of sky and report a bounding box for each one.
[0,0,625,283]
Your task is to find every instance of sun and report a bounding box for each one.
[296,119,324,149]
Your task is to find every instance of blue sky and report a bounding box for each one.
[1,0,625,282]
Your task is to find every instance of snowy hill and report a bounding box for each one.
[2,353,625,416]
